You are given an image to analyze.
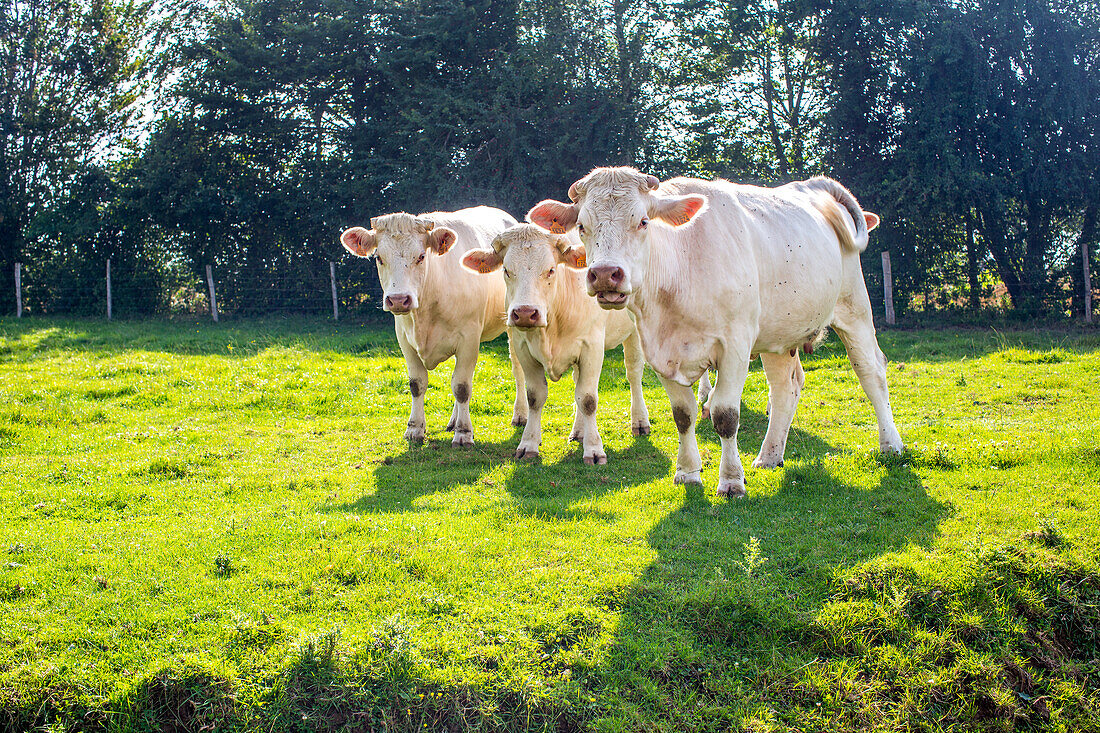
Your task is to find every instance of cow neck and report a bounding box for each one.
[407,250,447,353]
[537,264,575,368]
[631,230,685,327]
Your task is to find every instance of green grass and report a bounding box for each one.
[0,317,1098,732]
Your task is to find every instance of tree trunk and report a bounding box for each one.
[966,208,980,310]
[1020,188,1049,313]
[978,206,1023,307]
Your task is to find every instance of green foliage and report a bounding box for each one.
[818,0,1100,317]
[0,0,160,313]
[0,318,1098,730]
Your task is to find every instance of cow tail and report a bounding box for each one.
[807,176,869,253]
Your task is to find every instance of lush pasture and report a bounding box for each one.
[0,317,1098,732]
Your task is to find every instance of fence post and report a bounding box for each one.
[206,265,219,323]
[1084,240,1093,324]
[330,261,339,321]
[881,251,895,326]
[106,259,112,321]
[14,263,22,318]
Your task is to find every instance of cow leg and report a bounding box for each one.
[624,330,651,436]
[711,348,752,498]
[697,369,713,420]
[515,346,547,460]
[397,328,428,445]
[831,289,905,453]
[573,345,606,465]
[754,351,803,468]
[568,403,584,442]
[659,377,703,486]
[508,336,528,427]
[449,339,478,447]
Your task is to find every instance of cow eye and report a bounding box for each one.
[503,268,512,278]
[577,224,585,234]
[547,268,555,277]
[415,253,426,265]
[375,255,384,266]
[639,218,648,229]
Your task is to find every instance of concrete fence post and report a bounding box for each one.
[330,261,339,321]
[106,259,112,321]
[882,251,895,326]
[206,265,219,323]
[1084,241,1093,324]
[14,263,22,318]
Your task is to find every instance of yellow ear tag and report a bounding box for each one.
[574,251,587,268]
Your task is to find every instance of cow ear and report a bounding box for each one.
[427,226,457,255]
[556,242,587,270]
[461,248,503,274]
[650,194,707,227]
[864,212,880,231]
[341,227,377,257]
[528,200,578,233]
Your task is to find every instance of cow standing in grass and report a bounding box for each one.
[462,223,650,464]
[341,207,526,446]
[529,168,903,497]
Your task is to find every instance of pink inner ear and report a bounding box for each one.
[432,228,456,254]
[528,200,577,233]
[561,247,586,269]
[661,196,706,226]
[864,212,880,231]
[340,227,374,255]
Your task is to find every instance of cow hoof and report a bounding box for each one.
[673,469,703,486]
[700,406,710,421]
[515,446,539,461]
[717,480,747,499]
[583,452,607,466]
[632,423,651,436]
[451,431,474,448]
[512,414,528,427]
[404,426,425,444]
[880,439,905,455]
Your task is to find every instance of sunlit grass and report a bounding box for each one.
[0,317,1097,731]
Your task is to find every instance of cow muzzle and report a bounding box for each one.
[587,265,629,308]
[384,293,415,314]
[509,305,543,329]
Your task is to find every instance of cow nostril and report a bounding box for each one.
[530,309,539,321]
[610,267,624,285]
[586,269,598,284]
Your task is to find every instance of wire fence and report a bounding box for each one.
[8,259,387,321]
[6,255,1097,324]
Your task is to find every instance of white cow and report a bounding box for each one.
[340,207,526,446]
[461,223,650,464]
[528,168,903,497]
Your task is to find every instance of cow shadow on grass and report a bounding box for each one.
[325,422,671,517]
[502,435,673,522]
[567,407,952,727]
[325,430,523,515]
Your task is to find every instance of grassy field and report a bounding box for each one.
[0,317,1098,732]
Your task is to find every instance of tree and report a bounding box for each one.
[664,0,827,181]
[0,0,156,312]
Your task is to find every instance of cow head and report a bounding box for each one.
[527,167,706,309]
[340,213,456,314]
[461,223,586,329]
